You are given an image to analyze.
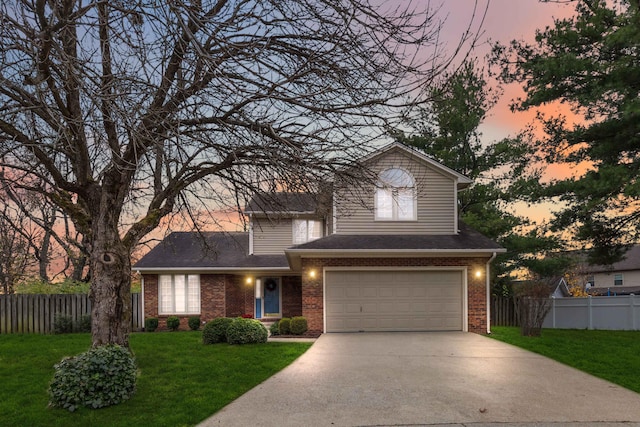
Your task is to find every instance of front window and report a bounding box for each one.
[614,273,623,286]
[159,274,200,315]
[293,219,323,244]
[375,168,416,221]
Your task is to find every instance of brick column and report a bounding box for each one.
[467,261,488,334]
[301,259,324,334]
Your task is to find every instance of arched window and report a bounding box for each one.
[375,168,416,220]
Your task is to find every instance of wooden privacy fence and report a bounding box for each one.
[491,296,518,327]
[0,293,143,334]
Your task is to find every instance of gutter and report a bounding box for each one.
[140,272,145,329]
[486,252,497,334]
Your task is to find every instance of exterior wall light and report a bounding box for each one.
[475,270,482,278]
[246,276,253,285]
[309,270,317,279]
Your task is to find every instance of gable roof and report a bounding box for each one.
[585,244,640,273]
[134,232,288,271]
[361,142,473,190]
[245,192,319,215]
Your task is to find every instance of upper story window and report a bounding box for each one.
[293,219,323,244]
[375,168,416,221]
[614,273,623,286]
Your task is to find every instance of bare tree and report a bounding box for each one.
[0,199,34,293]
[0,0,472,348]
[0,170,89,282]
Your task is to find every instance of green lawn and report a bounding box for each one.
[490,326,640,394]
[0,332,312,427]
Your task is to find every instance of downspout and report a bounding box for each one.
[248,214,254,255]
[486,252,497,334]
[139,272,145,330]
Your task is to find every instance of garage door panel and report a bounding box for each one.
[361,287,378,298]
[345,288,360,298]
[379,287,394,297]
[345,303,361,314]
[395,287,411,297]
[326,270,463,332]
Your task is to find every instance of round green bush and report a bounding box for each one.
[202,317,234,344]
[278,317,291,335]
[226,318,268,345]
[269,320,280,336]
[53,314,73,334]
[49,345,137,412]
[290,316,308,335]
[75,314,92,333]
[188,316,201,331]
[145,317,159,332]
[166,316,180,331]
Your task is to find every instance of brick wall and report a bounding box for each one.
[143,273,228,331]
[201,274,226,321]
[143,274,158,319]
[282,275,303,318]
[226,275,254,317]
[300,257,491,335]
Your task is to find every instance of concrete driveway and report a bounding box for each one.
[199,332,640,426]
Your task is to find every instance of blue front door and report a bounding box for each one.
[263,278,280,317]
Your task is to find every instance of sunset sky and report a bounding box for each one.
[430,0,584,223]
[435,0,576,142]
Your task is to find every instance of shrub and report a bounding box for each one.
[49,345,137,412]
[226,318,268,345]
[14,278,91,294]
[513,281,553,337]
[145,317,159,332]
[166,316,180,331]
[188,316,201,331]
[290,316,308,335]
[278,317,291,335]
[75,314,92,333]
[53,315,73,334]
[269,320,280,336]
[202,317,234,344]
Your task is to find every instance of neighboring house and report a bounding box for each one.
[584,245,640,296]
[134,142,505,334]
[549,277,571,298]
[511,276,571,298]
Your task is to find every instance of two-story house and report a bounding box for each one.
[134,142,505,334]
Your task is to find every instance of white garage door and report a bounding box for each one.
[325,270,463,332]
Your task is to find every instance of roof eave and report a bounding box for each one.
[285,247,505,270]
[135,266,291,273]
[244,210,318,216]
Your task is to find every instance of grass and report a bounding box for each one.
[490,326,640,394]
[0,331,312,427]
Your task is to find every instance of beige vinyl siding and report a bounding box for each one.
[591,270,640,288]
[335,151,457,234]
[252,217,294,255]
[252,215,326,254]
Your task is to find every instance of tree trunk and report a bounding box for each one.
[89,215,131,348]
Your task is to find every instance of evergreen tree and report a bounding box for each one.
[492,0,640,264]
[398,60,566,290]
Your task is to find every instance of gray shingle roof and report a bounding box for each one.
[133,232,288,270]
[288,222,504,251]
[245,192,318,214]
[585,244,640,273]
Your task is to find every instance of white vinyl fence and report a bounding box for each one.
[543,295,640,330]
